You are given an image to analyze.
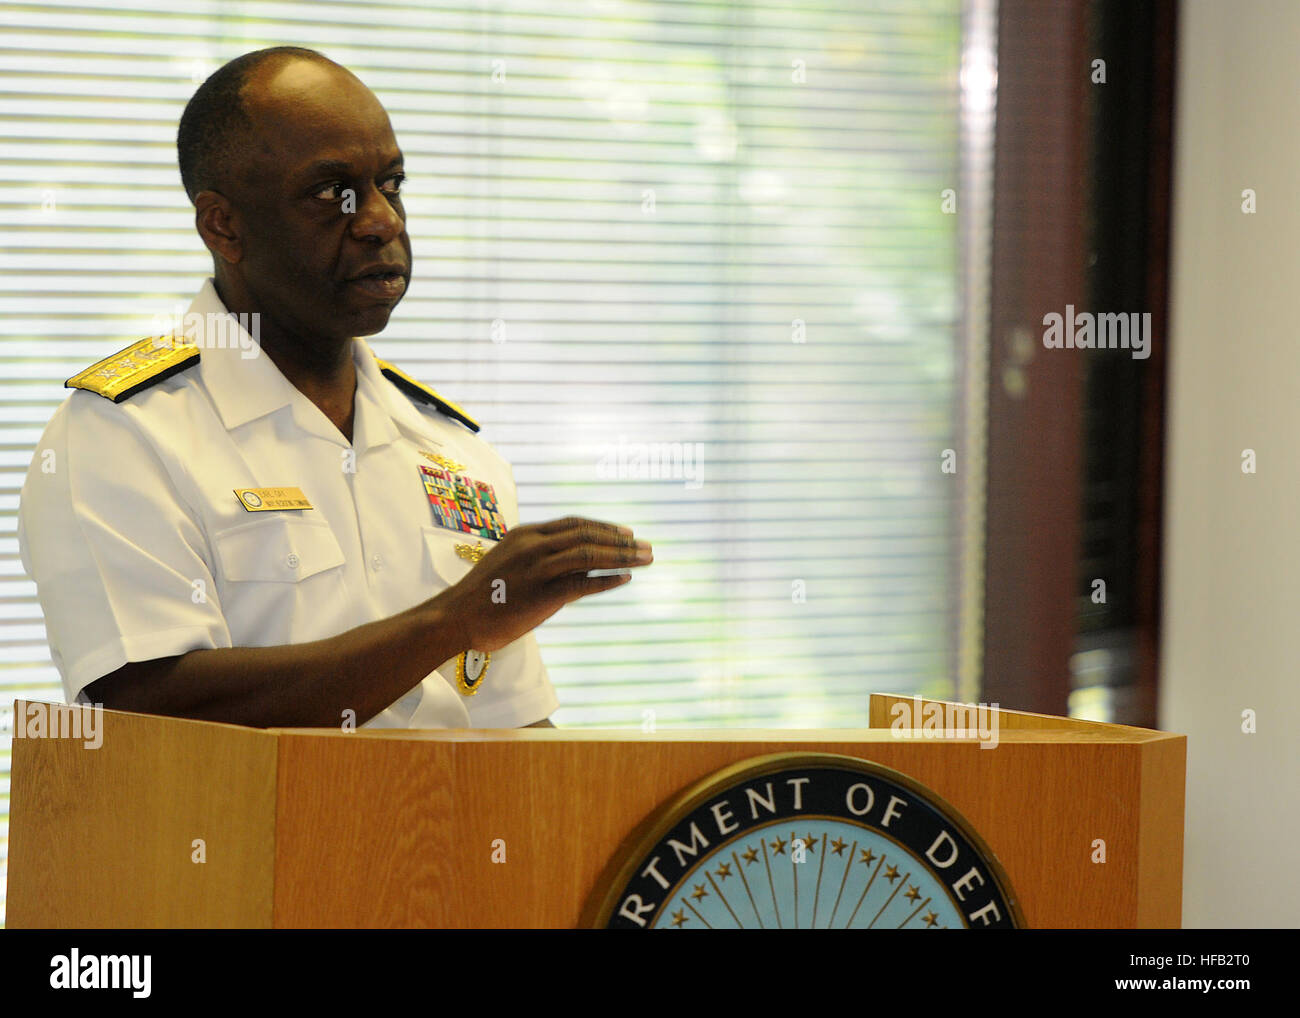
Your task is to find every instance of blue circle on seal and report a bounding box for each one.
[586,753,1023,929]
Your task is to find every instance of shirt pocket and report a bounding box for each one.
[214,516,346,583]
[422,525,487,587]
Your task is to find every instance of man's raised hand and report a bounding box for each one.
[445,516,652,652]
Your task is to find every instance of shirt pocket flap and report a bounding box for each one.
[214,516,346,582]
[423,526,487,585]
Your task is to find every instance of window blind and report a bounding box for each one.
[0,0,971,924]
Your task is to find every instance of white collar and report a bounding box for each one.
[190,277,424,451]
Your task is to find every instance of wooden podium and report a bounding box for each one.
[6,695,1185,928]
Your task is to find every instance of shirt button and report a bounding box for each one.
[371,554,384,571]
[286,553,300,569]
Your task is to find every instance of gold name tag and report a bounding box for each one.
[234,487,313,511]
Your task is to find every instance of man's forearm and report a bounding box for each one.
[85,590,468,729]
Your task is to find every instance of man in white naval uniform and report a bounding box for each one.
[17,47,652,729]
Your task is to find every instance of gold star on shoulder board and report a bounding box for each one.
[691,884,708,901]
[831,837,848,855]
[715,862,733,881]
[741,846,759,865]
[884,864,901,883]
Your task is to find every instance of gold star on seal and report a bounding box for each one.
[859,848,876,865]
[831,837,847,855]
[691,884,708,901]
[884,864,901,884]
[923,911,940,928]
[800,832,817,854]
[770,835,786,855]
[715,862,733,881]
[671,908,687,928]
[741,846,759,865]
[905,885,921,903]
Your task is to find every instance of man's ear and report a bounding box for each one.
[194,190,242,265]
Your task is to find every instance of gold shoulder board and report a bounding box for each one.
[376,359,480,433]
[65,336,200,403]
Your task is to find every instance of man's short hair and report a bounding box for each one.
[177,46,334,203]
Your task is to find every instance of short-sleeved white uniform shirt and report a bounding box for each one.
[17,278,558,729]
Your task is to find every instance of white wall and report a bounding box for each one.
[1164,0,1300,928]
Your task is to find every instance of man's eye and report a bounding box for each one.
[313,182,346,201]
[311,175,404,202]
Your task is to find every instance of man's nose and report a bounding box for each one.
[348,184,404,244]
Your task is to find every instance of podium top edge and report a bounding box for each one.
[9,701,1184,745]
[263,726,1183,745]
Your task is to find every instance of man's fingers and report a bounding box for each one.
[554,570,633,603]
[542,540,652,578]
[533,516,636,545]
[544,522,642,558]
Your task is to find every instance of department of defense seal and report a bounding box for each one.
[583,753,1023,929]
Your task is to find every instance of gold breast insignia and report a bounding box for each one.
[455,542,488,564]
[420,450,466,473]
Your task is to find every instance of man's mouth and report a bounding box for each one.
[347,270,407,300]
